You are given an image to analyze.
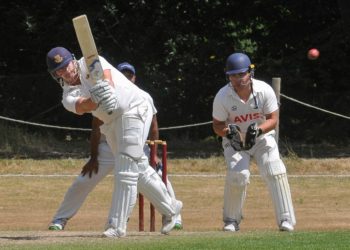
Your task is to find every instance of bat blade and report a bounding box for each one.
[72,14,103,83]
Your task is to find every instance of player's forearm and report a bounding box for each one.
[89,131,100,159]
[214,126,229,137]
[75,97,98,114]
[103,69,114,88]
[259,111,278,134]
[90,141,99,160]
[213,119,229,137]
[258,119,277,134]
[90,117,102,159]
[149,115,159,140]
[149,129,159,141]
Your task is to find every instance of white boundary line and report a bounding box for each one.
[0,174,350,178]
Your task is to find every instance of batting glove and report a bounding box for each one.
[99,94,119,113]
[89,79,114,104]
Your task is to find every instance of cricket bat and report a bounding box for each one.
[72,14,103,83]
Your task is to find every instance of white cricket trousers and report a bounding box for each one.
[51,142,114,222]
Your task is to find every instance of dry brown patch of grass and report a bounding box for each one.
[283,157,350,175]
[0,157,349,234]
[0,175,349,233]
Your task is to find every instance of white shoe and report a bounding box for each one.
[223,223,237,232]
[103,228,126,238]
[280,221,294,232]
[161,200,183,234]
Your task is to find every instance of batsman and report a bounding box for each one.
[212,52,296,232]
[46,46,182,237]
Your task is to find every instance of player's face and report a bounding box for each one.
[55,61,79,85]
[229,71,251,89]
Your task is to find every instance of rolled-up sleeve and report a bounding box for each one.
[62,87,81,114]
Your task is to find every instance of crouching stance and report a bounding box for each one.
[212,52,295,232]
[46,47,182,237]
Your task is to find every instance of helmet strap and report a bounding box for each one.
[248,65,258,109]
[250,80,259,109]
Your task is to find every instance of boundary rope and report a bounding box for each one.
[280,94,350,120]
[0,93,349,132]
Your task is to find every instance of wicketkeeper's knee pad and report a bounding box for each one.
[261,159,296,226]
[223,170,250,224]
[138,163,175,217]
[227,170,250,187]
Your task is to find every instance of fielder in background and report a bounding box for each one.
[47,115,115,231]
[116,62,183,229]
[212,52,296,232]
[46,47,182,238]
[48,62,183,231]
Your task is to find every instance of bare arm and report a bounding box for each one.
[75,98,98,115]
[149,114,162,164]
[81,116,103,178]
[260,110,278,134]
[212,118,229,137]
[103,69,114,87]
[149,115,159,141]
[89,116,103,160]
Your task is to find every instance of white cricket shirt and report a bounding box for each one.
[212,78,278,134]
[62,56,146,124]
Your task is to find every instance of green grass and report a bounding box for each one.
[2,231,350,250]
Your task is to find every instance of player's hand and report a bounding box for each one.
[99,94,118,113]
[81,158,99,178]
[226,124,243,151]
[155,161,163,172]
[89,79,114,104]
[244,123,262,150]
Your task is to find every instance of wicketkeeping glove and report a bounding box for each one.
[226,124,243,151]
[244,123,262,150]
[89,79,114,104]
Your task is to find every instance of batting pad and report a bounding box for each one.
[109,154,139,233]
[138,163,175,217]
[264,160,296,226]
[223,170,250,224]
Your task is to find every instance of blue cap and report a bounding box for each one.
[46,47,73,73]
[117,62,135,75]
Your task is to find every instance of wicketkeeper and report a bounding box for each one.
[212,52,296,232]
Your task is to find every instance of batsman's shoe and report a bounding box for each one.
[279,221,294,232]
[48,223,64,231]
[48,219,67,231]
[174,220,183,230]
[161,200,183,234]
[103,228,126,238]
[223,221,239,232]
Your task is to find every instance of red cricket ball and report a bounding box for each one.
[307,48,320,60]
